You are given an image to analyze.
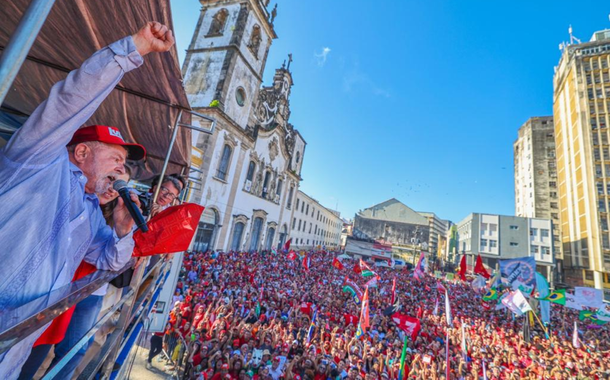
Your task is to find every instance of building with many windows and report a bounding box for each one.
[289,190,343,250]
[514,116,562,279]
[456,213,555,282]
[554,28,610,295]
[184,0,306,252]
[418,211,450,259]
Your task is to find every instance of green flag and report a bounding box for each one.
[579,310,593,321]
[483,288,498,302]
[255,302,261,318]
[398,334,409,380]
[544,289,566,305]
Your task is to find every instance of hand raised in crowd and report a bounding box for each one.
[132,21,175,56]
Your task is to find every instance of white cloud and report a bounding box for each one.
[314,47,332,66]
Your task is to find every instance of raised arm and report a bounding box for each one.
[1,22,174,166]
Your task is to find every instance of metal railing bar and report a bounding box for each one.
[0,260,134,354]
[0,0,57,105]
[77,268,169,380]
[41,287,136,380]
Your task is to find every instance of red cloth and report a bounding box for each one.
[133,203,204,256]
[332,257,344,270]
[391,313,421,341]
[34,261,97,346]
[458,255,467,281]
[474,254,490,279]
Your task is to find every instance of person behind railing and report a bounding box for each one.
[139,174,185,217]
[18,167,134,380]
[0,21,175,379]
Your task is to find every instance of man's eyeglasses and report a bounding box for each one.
[160,186,179,200]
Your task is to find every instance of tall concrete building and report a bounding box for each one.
[514,116,562,278]
[553,28,610,297]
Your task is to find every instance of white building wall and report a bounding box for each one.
[529,218,554,264]
[479,214,499,255]
[290,191,342,250]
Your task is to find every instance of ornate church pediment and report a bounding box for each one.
[268,137,279,162]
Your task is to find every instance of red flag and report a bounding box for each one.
[343,313,358,326]
[284,238,292,251]
[353,261,362,274]
[133,203,205,256]
[287,251,296,260]
[391,278,397,305]
[391,313,421,341]
[332,257,344,270]
[481,302,491,311]
[300,302,313,315]
[458,255,467,281]
[474,254,490,279]
[303,255,310,271]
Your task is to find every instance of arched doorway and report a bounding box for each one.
[193,208,218,252]
[230,222,245,251]
[249,217,263,252]
[265,227,276,250]
[278,224,288,249]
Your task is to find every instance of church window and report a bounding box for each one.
[296,151,300,164]
[248,25,262,58]
[246,161,256,181]
[216,144,232,180]
[262,171,271,198]
[235,87,246,107]
[207,9,228,36]
[277,179,283,196]
[287,187,294,209]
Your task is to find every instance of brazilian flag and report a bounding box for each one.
[544,289,566,305]
[590,315,609,325]
[483,288,498,301]
[579,310,593,321]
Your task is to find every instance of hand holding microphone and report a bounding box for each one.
[113,180,149,236]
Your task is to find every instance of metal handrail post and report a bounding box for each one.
[150,110,182,209]
[0,0,56,105]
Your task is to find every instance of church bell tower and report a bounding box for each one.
[182,0,278,128]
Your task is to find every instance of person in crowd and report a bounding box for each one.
[144,250,610,380]
[139,174,185,217]
[0,21,175,378]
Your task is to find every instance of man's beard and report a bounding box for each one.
[93,171,117,195]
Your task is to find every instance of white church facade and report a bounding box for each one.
[183,0,308,252]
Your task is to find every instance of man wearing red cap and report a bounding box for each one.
[0,22,175,379]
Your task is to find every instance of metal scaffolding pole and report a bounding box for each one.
[0,0,56,105]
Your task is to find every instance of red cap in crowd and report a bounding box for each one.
[68,125,146,160]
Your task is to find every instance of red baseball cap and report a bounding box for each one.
[68,125,146,161]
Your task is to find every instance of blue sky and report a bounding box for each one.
[170,0,608,223]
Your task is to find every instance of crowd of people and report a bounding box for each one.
[149,251,610,380]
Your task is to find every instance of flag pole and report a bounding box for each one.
[530,309,550,339]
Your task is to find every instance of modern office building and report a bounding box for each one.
[553,28,610,296]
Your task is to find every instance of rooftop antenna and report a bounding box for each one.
[569,25,582,45]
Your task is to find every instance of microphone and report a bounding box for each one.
[113,180,149,233]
